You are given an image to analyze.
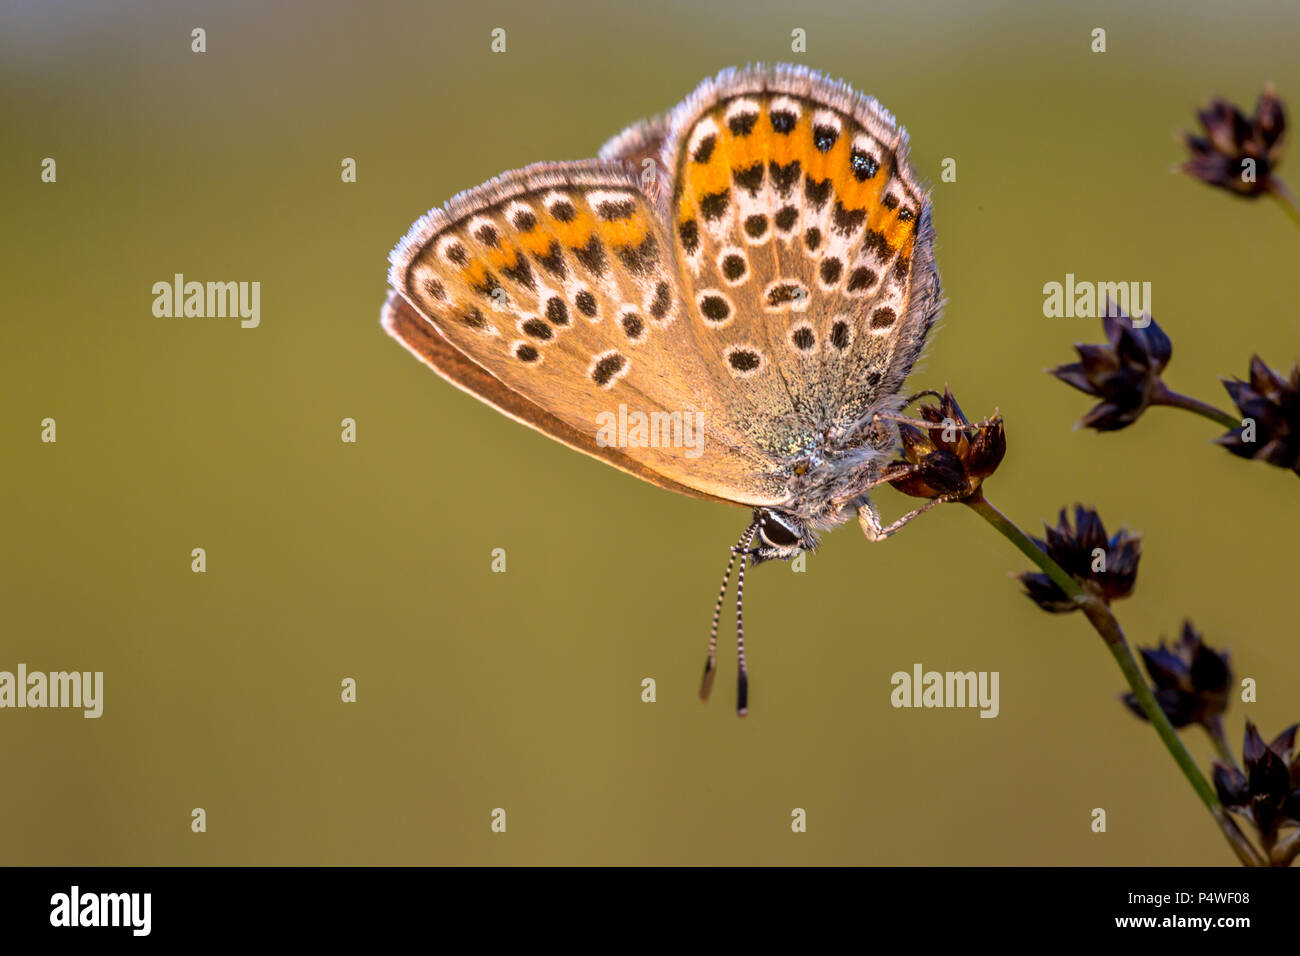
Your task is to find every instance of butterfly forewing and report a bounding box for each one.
[388,161,788,505]
[381,292,732,503]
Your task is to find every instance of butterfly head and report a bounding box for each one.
[750,508,816,564]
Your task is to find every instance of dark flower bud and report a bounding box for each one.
[1214,356,1300,476]
[1049,305,1172,432]
[888,387,1005,500]
[1214,721,1300,842]
[1018,505,1141,612]
[1121,622,1231,729]
[1180,86,1287,198]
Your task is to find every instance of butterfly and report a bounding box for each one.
[381,64,946,715]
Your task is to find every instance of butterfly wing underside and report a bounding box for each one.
[381,292,730,503]
[385,65,940,512]
[655,65,941,442]
[387,160,790,505]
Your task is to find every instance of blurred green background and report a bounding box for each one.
[2,0,1297,866]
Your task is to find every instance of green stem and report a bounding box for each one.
[965,494,1084,602]
[1205,715,1239,771]
[1150,382,1239,430]
[1268,176,1300,230]
[963,493,1267,867]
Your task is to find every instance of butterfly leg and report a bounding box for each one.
[857,462,922,491]
[900,389,944,408]
[872,409,1001,433]
[856,494,963,542]
[828,462,921,513]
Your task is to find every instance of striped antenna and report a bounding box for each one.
[700,521,758,703]
[734,524,758,716]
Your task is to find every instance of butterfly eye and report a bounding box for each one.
[759,513,801,548]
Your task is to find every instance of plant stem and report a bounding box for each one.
[964,494,1083,601]
[1205,715,1240,771]
[1269,828,1300,867]
[963,492,1267,867]
[1150,382,1240,430]
[1268,176,1300,229]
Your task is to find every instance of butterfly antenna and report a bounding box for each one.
[701,521,757,703]
[734,524,759,717]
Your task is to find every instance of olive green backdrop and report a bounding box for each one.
[3,0,1297,865]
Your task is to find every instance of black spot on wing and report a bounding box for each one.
[522,319,553,341]
[700,190,730,221]
[733,163,764,195]
[832,202,865,234]
[693,134,717,164]
[502,256,535,290]
[861,230,891,260]
[535,241,567,279]
[728,112,757,136]
[830,321,850,350]
[621,312,644,339]
[804,178,831,210]
[573,236,607,276]
[617,234,658,276]
[699,295,731,324]
[592,352,626,386]
[770,110,796,134]
[679,219,700,254]
[850,148,879,182]
[769,160,801,197]
[847,267,878,292]
[545,296,569,326]
[649,281,672,319]
[766,283,803,307]
[596,199,636,220]
[471,270,500,297]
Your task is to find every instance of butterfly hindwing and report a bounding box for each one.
[660,65,941,436]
